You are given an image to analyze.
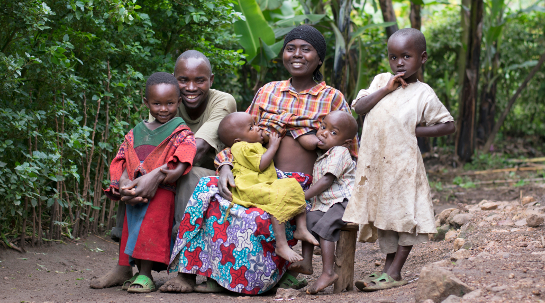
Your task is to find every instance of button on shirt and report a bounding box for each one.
[310,146,356,212]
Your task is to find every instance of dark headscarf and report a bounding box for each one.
[283,25,326,82]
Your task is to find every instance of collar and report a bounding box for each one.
[279,79,326,96]
[316,145,342,161]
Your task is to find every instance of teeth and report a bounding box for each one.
[292,63,302,67]
[186,95,197,99]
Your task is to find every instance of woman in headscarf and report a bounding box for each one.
[163,25,357,295]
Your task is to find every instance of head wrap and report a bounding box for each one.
[283,25,327,81]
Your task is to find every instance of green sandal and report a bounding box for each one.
[127,274,156,293]
[275,273,308,290]
[122,273,139,291]
[194,278,225,293]
[354,272,381,290]
[356,273,407,292]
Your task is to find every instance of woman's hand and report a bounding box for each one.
[218,165,235,201]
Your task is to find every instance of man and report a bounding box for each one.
[90,50,236,289]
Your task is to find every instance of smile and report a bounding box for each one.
[291,63,304,68]
[185,95,199,100]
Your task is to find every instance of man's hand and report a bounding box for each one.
[218,165,235,201]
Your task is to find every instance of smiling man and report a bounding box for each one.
[90,50,236,290]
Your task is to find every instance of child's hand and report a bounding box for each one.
[160,167,180,184]
[268,132,281,149]
[386,73,408,92]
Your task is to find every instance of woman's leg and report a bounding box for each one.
[307,238,338,294]
[159,273,196,293]
[293,212,319,246]
[271,216,303,263]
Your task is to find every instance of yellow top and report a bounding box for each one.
[230,141,305,223]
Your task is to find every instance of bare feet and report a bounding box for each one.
[293,228,319,246]
[158,273,195,293]
[90,265,133,289]
[288,259,313,275]
[275,245,303,263]
[306,272,338,294]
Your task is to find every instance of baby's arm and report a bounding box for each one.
[296,133,320,151]
[259,132,281,171]
[304,173,336,201]
[353,73,408,115]
[416,121,455,137]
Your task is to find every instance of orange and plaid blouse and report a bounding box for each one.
[215,80,358,170]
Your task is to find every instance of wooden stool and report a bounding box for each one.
[333,223,359,293]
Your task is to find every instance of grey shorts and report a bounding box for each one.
[306,199,348,242]
[377,229,429,254]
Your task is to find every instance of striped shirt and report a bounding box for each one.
[310,146,356,212]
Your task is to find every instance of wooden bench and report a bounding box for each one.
[333,223,359,293]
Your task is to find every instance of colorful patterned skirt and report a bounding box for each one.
[169,171,312,294]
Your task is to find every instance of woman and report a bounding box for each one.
[163,25,358,294]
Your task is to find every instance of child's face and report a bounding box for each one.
[234,114,264,144]
[316,114,351,150]
[174,58,214,111]
[144,84,180,124]
[387,36,427,83]
[283,39,322,80]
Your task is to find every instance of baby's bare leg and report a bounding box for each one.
[293,212,319,246]
[271,217,303,263]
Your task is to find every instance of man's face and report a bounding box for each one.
[174,58,214,110]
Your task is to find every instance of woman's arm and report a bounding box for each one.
[353,74,407,115]
[415,121,455,137]
[304,174,336,201]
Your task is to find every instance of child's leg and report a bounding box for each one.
[288,241,314,275]
[307,237,338,294]
[383,252,396,273]
[130,259,154,289]
[271,216,303,263]
[385,245,412,281]
[293,211,319,246]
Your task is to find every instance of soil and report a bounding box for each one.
[2,168,545,302]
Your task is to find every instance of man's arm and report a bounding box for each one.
[194,138,212,165]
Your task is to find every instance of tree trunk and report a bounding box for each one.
[477,47,498,146]
[483,51,545,152]
[378,0,399,38]
[455,0,483,162]
[331,0,352,95]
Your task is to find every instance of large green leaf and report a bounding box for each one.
[234,0,276,62]
[347,22,396,50]
[257,0,283,11]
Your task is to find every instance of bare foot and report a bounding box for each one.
[288,259,313,275]
[158,273,195,293]
[306,272,338,294]
[293,228,319,246]
[89,265,133,289]
[276,245,303,263]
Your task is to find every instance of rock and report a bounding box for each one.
[375,260,381,266]
[532,290,541,296]
[453,238,465,251]
[522,196,536,205]
[275,288,304,300]
[526,214,544,227]
[498,220,514,226]
[441,295,461,303]
[432,224,451,241]
[422,300,435,303]
[415,263,473,303]
[445,230,459,241]
[490,285,508,292]
[458,223,475,239]
[438,208,457,225]
[462,289,482,300]
[446,209,462,225]
[450,214,473,227]
[515,219,527,226]
[481,202,499,210]
[485,214,502,222]
[501,252,510,259]
[508,273,515,279]
[451,249,471,261]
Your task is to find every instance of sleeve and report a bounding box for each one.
[214,147,233,171]
[194,92,237,153]
[103,139,129,201]
[420,89,455,126]
[322,147,352,178]
[351,73,392,110]
[230,142,263,172]
[330,90,359,158]
[167,129,197,177]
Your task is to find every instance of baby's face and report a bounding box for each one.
[235,114,264,144]
[316,114,351,150]
[387,36,427,83]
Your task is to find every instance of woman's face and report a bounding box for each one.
[282,39,322,79]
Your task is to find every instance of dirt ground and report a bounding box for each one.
[2,174,545,302]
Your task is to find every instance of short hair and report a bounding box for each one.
[388,28,427,53]
[175,50,212,75]
[218,112,247,147]
[328,111,358,140]
[145,72,179,99]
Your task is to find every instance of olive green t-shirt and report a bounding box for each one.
[149,89,236,169]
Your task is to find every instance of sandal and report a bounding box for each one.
[356,273,407,292]
[354,272,381,290]
[275,273,308,290]
[127,274,156,293]
[122,273,139,291]
[194,278,225,293]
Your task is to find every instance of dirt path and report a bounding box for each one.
[1,184,545,302]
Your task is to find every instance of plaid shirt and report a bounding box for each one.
[215,80,358,170]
